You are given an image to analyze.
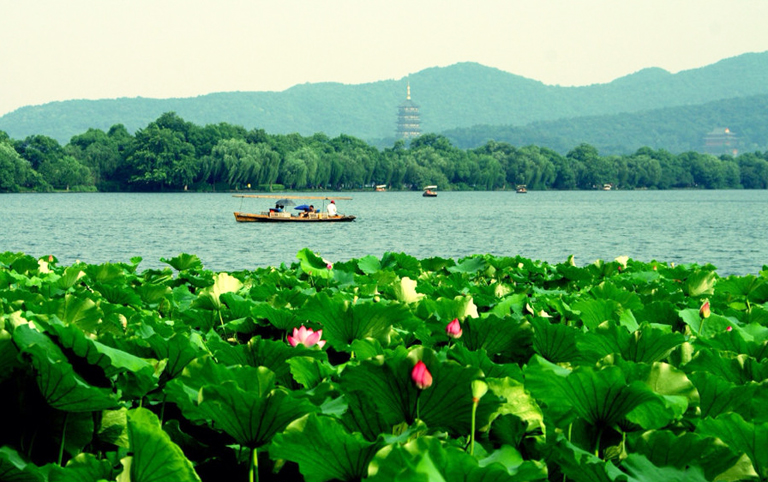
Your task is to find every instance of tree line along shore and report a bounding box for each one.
[2,112,767,193]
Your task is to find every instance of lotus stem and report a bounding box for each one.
[58,411,69,466]
[249,447,258,482]
[469,400,478,455]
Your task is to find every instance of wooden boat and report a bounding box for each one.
[422,185,437,197]
[233,194,355,222]
[375,184,387,192]
[516,184,528,193]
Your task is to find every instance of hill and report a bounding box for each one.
[444,93,768,155]
[1,51,767,147]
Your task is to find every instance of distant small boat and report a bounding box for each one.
[602,184,612,191]
[516,185,528,194]
[422,185,437,197]
[375,184,387,192]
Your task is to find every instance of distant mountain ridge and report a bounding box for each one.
[1,51,767,149]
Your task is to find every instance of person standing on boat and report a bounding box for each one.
[327,200,337,216]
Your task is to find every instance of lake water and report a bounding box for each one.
[1,190,767,276]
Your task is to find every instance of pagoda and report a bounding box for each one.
[396,83,421,140]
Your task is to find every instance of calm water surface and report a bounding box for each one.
[1,190,767,275]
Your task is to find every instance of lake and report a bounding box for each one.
[1,190,767,276]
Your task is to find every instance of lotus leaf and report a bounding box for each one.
[12,324,120,412]
[270,413,381,482]
[120,408,201,482]
[697,412,768,480]
[0,446,43,482]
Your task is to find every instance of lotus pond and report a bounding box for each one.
[1,249,768,481]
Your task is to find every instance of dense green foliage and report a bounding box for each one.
[2,53,768,147]
[2,249,768,481]
[2,112,768,193]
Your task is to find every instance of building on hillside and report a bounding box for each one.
[396,83,421,140]
[703,127,739,156]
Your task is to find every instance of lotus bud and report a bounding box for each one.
[699,300,711,319]
[287,325,326,348]
[471,380,488,403]
[446,318,462,339]
[326,263,333,270]
[726,326,733,332]
[411,361,432,390]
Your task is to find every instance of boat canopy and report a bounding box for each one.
[423,185,437,190]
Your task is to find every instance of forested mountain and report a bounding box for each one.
[1,51,767,148]
[443,93,768,155]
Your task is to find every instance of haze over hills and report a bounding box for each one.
[1,51,767,153]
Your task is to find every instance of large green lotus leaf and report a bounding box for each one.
[697,412,768,480]
[573,298,622,330]
[483,292,527,318]
[44,294,103,333]
[623,324,684,363]
[420,256,455,273]
[0,446,43,482]
[340,347,499,436]
[485,377,544,433]
[145,331,200,381]
[590,281,643,312]
[98,408,129,449]
[218,292,255,320]
[250,302,300,330]
[270,413,381,482]
[683,270,717,297]
[391,276,424,304]
[12,324,119,412]
[447,256,487,275]
[287,356,336,389]
[524,356,659,429]
[447,344,523,381]
[621,453,708,482]
[208,334,324,385]
[92,282,142,308]
[340,389,393,442]
[119,408,201,482]
[379,252,422,278]
[418,296,478,323]
[368,436,535,482]
[685,348,768,384]
[623,362,698,429]
[41,452,117,482]
[136,282,172,307]
[160,253,203,271]
[547,433,627,482]
[81,262,133,284]
[300,292,412,350]
[577,321,629,363]
[198,381,315,447]
[688,371,752,419]
[192,272,242,310]
[297,248,334,280]
[679,309,737,338]
[357,255,382,275]
[530,316,584,364]
[461,314,530,357]
[0,327,22,383]
[41,316,157,378]
[634,300,683,329]
[628,430,739,481]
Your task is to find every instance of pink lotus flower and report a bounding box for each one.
[287,325,326,348]
[726,326,733,332]
[411,361,432,390]
[326,263,333,270]
[700,300,711,319]
[446,318,462,339]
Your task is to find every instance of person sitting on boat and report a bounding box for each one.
[275,203,283,213]
[309,205,316,213]
[327,200,337,216]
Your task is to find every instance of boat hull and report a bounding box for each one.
[234,212,356,223]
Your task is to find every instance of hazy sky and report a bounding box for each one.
[2,0,768,117]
